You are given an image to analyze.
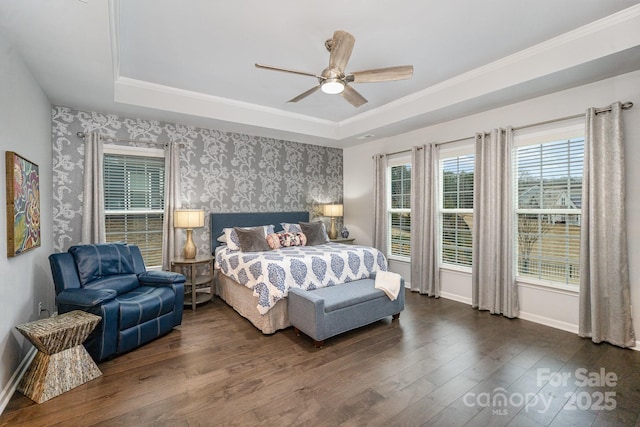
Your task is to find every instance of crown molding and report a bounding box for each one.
[108,0,120,81]
[110,2,640,143]
[114,77,339,139]
[336,3,640,139]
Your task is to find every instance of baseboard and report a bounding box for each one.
[519,313,640,351]
[439,291,472,305]
[438,291,578,335]
[425,295,640,352]
[437,294,578,334]
[0,346,36,415]
[518,311,579,334]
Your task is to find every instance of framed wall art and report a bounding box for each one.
[6,151,40,257]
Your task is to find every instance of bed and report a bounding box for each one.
[210,211,388,334]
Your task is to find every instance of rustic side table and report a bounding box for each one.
[15,310,102,403]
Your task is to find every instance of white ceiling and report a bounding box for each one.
[1,0,640,148]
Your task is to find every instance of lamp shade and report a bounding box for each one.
[323,204,343,217]
[174,209,204,229]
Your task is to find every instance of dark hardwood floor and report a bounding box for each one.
[2,291,640,426]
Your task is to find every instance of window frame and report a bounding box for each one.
[103,144,166,269]
[439,143,475,271]
[513,121,584,288]
[387,156,412,261]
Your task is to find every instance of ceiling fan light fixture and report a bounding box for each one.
[321,78,345,94]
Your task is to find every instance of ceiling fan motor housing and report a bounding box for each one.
[319,67,344,82]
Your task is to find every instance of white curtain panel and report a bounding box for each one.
[472,128,518,318]
[372,154,388,255]
[410,144,440,296]
[81,132,106,244]
[162,142,182,271]
[579,102,635,348]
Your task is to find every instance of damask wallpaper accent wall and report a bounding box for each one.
[51,106,343,255]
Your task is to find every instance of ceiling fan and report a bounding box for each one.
[255,30,414,108]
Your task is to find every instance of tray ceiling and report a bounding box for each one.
[1,0,639,147]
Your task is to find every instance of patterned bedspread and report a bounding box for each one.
[215,243,388,314]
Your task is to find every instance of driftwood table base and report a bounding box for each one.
[16,311,102,403]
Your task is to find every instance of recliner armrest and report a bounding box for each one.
[138,270,186,287]
[56,288,117,308]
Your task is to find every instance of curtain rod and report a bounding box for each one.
[380,101,634,157]
[76,131,180,147]
[513,101,633,131]
[385,136,472,157]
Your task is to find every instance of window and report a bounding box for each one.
[514,127,584,285]
[104,146,165,267]
[388,162,411,258]
[440,154,474,267]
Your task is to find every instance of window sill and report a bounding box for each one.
[516,276,579,296]
[387,255,410,264]
[440,264,472,275]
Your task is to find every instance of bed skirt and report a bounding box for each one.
[214,271,290,334]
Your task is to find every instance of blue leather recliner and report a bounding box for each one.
[49,243,185,362]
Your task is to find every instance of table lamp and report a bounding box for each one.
[322,204,343,240]
[174,209,205,259]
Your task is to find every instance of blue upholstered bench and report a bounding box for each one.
[287,274,405,347]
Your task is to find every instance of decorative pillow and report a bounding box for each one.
[266,233,281,249]
[299,221,329,246]
[234,227,271,252]
[217,233,226,243]
[281,222,302,233]
[266,232,307,249]
[282,221,327,237]
[223,225,274,250]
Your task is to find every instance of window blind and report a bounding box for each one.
[440,155,474,267]
[104,154,165,267]
[515,138,583,284]
[389,164,411,258]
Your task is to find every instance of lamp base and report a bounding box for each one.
[183,229,197,259]
[328,217,338,240]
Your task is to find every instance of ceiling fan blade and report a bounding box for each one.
[341,85,367,108]
[255,63,320,79]
[328,30,355,71]
[348,65,414,83]
[288,85,321,103]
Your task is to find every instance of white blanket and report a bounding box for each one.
[374,271,402,300]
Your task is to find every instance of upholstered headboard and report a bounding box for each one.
[210,211,310,252]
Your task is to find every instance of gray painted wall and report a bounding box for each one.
[0,30,54,408]
[51,106,343,256]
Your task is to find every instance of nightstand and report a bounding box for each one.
[329,237,355,244]
[171,255,214,310]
